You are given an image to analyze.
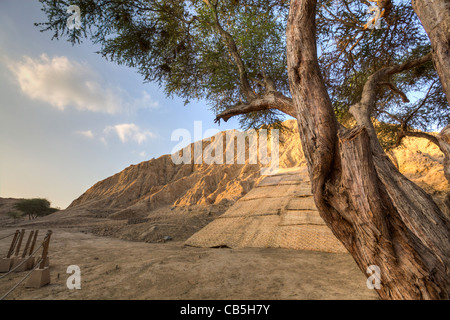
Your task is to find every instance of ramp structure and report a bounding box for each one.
[185,167,347,253]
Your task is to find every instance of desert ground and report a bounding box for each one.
[0,225,377,300]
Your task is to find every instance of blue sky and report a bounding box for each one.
[0,1,242,209]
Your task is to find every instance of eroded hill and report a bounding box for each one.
[4,120,448,243]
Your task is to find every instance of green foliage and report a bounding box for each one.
[36,0,448,137]
[318,0,449,137]
[13,198,59,220]
[7,211,23,221]
[36,0,290,128]
[373,121,402,150]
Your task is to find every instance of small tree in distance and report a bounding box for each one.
[13,198,59,220]
[7,211,23,222]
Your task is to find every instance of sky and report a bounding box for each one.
[0,0,243,209]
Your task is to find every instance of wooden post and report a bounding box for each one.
[6,230,19,258]
[28,230,39,256]
[21,231,34,259]
[14,229,25,257]
[15,230,36,271]
[25,230,52,288]
[0,230,20,272]
[12,230,37,272]
[39,231,52,269]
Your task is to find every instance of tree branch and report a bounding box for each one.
[403,79,437,125]
[437,125,450,183]
[214,91,296,123]
[361,52,432,110]
[379,109,403,124]
[380,82,409,103]
[205,1,256,102]
[385,129,406,151]
[349,52,433,152]
[403,130,439,146]
[403,127,450,186]
[257,60,277,92]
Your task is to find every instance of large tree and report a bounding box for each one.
[316,0,450,213]
[36,0,450,299]
[286,0,449,299]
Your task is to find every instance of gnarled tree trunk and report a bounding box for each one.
[438,125,450,184]
[437,125,450,209]
[412,0,450,105]
[287,0,450,300]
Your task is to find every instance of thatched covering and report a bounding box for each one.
[185,167,347,253]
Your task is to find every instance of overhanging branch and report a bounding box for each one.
[380,82,409,103]
[403,130,439,146]
[214,92,296,123]
[360,52,432,110]
[349,52,433,152]
[205,1,256,102]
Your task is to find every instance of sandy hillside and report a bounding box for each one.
[67,119,450,218]
[0,198,23,223]
[5,119,447,241]
[64,120,306,221]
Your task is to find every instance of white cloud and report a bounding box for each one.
[131,91,160,110]
[6,54,160,114]
[100,137,107,146]
[76,130,94,139]
[139,151,147,158]
[104,123,154,145]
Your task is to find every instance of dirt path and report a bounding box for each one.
[0,228,377,300]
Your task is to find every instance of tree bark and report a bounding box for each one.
[437,125,450,210]
[287,0,450,300]
[349,52,433,154]
[437,125,450,183]
[412,0,450,105]
[214,91,296,123]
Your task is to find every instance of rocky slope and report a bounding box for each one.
[66,120,306,219]
[5,120,448,243]
[65,119,448,220]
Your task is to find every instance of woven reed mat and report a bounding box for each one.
[185,167,347,253]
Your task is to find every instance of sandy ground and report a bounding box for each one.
[0,228,378,300]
